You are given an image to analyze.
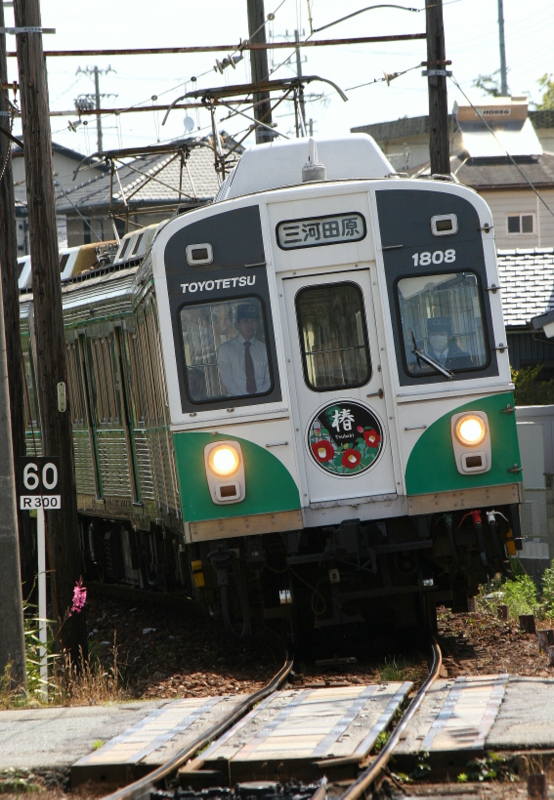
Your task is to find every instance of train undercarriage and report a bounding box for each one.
[80,503,523,641]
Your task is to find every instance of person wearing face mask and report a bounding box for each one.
[426,316,473,370]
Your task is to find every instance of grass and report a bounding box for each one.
[476,562,554,623]
[0,594,125,710]
[379,656,407,682]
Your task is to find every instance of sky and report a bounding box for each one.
[4,0,553,165]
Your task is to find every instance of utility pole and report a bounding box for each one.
[0,3,26,688]
[0,253,26,688]
[14,0,87,662]
[246,0,274,143]
[75,65,116,153]
[497,0,508,96]
[94,66,102,152]
[294,30,306,134]
[0,0,35,592]
[425,0,450,175]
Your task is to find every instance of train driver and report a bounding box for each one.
[426,316,473,370]
[217,303,270,396]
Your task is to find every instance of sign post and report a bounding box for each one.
[18,456,61,699]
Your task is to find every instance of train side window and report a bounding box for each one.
[180,296,274,403]
[295,283,371,391]
[396,272,489,377]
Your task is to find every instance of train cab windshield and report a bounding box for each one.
[397,272,489,378]
[180,296,274,403]
[296,282,371,391]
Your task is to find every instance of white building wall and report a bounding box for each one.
[480,188,554,249]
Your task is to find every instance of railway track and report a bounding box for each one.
[97,641,442,800]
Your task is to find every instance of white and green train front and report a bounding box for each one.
[152,165,522,629]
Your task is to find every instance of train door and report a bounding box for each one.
[283,270,397,505]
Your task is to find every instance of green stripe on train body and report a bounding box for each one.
[405,392,521,496]
[173,431,301,522]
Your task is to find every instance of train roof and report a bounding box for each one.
[216,134,394,202]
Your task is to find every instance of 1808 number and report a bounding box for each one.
[412,249,456,267]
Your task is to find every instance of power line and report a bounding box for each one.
[5,33,426,59]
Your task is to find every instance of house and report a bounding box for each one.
[12,141,107,254]
[353,98,554,248]
[54,136,240,248]
[497,247,554,375]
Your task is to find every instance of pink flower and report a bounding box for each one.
[69,577,87,616]
[357,425,364,433]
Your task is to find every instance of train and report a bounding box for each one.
[19,133,523,639]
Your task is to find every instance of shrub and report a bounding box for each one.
[502,574,539,619]
[541,560,554,617]
[512,364,554,406]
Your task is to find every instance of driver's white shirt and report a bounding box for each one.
[217,333,270,396]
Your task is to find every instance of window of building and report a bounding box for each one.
[396,272,488,378]
[507,213,535,235]
[295,283,371,391]
[180,296,273,403]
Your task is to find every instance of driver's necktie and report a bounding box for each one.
[244,341,257,393]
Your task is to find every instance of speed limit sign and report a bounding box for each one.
[18,457,61,509]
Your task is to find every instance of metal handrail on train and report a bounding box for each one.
[339,639,443,800]
[102,652,294,800]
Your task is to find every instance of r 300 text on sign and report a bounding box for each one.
[18,457,61,510]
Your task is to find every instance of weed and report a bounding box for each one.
[53,634,123,706]
[92,740,105,751]
[464,753,516,783]
[457,773,468,783]
[477,574,540,620]
[379,656,406,681]
[373,731,389,752]
[541,560,554,617]
[0,768,43,794]
[503,575,539,619]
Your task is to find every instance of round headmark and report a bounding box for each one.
[307,400,384,476]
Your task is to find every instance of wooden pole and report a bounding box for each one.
[13,0,87,662]
[247,0,274,143]
[426,0,450,175]
[0,211,26,688]
[0,0,35,593]
[0,256,26,688]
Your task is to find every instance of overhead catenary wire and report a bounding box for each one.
[313,4,421,34]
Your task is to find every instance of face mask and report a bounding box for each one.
[430,334,448,353]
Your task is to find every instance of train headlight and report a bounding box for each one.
[208,444,241,477]
[454,415,486,447]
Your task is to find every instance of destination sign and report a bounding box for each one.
[276,212,366,251]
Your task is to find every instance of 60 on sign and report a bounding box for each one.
[18,457,61,510]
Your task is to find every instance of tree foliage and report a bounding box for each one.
[537,73,554,110]
[512,364,554,406]
[471,72,502,98]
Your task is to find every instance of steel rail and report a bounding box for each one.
[339,639,442,800]
[101,651,294,800]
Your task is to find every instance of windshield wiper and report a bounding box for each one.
[411,331,454,380]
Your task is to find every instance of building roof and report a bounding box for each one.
[453,153,554,189]
[351,115,448,141]
[351,109,554,143]
[497,247,554,327]
[530,109,554,130]
[55,137,238,215]
[12,139,106,167]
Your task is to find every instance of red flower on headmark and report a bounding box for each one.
[363,429,381,448]
[342,449,361,469]
[311,440,335,463]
